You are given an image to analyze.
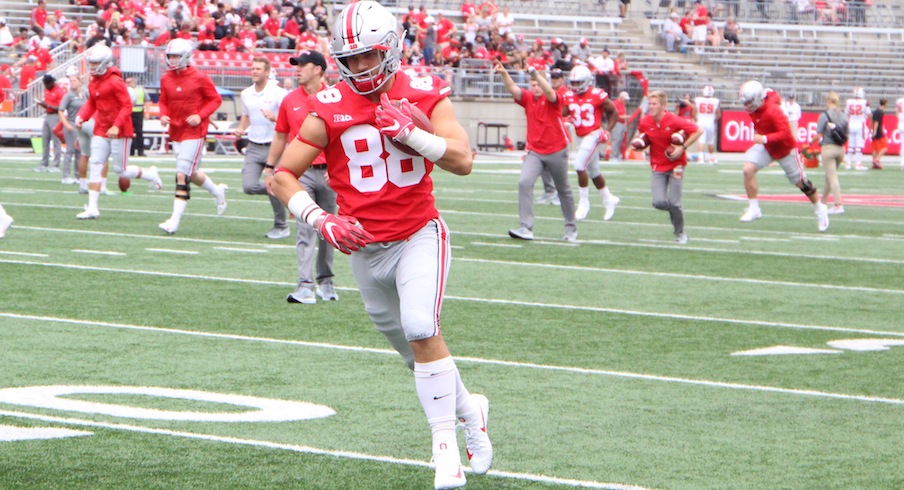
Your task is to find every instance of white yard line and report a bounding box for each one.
[2,312,904,407]
[0,409,650,490]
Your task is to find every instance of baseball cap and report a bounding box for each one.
[535,37,544,46]
[424,15,435,23]
[0,17,6,25]
[619,91,630,100]
[290,50,327,70]
[43,74,56,85]
[65,65,79,76]
[550,70,564,79]
[580,37,588,45]
[670,12,679,18]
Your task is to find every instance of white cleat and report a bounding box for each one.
[575,199,590,220]
[159,219,179,234]
[563,230,578,243]
[815,202,830,232]
[146,165,163,191]
[739,207,762,222]
[76,207,99,220]
[827,205,845,215]
[461,394,493,475]
[215,184,228,215]
[0,214,13,238]
[433,446,466,490]
[603,196,620,221]
[675,232,688,244]
[508,226,534,240]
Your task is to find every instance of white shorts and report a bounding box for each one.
[692,24,707,42]
[847,123,867,151]
[745,144,806,185]
[573,131,602,178]
[171,139,205,176]
[698,120,717,146]
[89,136,131,175]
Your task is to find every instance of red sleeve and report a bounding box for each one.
[196,73,222,119]
[112,80,132,130]
[275,96,290,134]
[158,75,169,117]
[78,84,96,121]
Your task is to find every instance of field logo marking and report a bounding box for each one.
[733,338,904,356]
[0,386,335,422]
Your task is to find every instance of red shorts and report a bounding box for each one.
[872,136,888,153]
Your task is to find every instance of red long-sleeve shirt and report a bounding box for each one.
[637,110,699,173]
[78,66,134,138]
[159,65,222,142]
[747,90,796,159]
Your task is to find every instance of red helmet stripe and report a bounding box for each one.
[344,3,358,46]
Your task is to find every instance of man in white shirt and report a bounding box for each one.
[235,56,289,239]
[781,94,802,145]
[591,48,615,94]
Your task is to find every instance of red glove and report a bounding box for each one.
[598,129,610,143]
[314,214,374,255]
[375,93,415,142]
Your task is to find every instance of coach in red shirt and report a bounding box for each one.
[494,60,576,242]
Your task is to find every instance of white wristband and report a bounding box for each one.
[287,191,325,228]
[401,127,447,162]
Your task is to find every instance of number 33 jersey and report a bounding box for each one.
[307,71,451,242]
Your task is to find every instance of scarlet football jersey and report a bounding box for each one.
[563,87,610,137]
[305,71,451,242]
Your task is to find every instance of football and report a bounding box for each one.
[386,100,434,156]
[671,129,687,145]
[631,133,650,150]
[118,176,131,192]
[665,144,683,161]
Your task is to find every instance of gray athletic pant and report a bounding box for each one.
[62,125,80,178]
[519,148,576,233]
[295,165,337,288]
[651,170,684,235]
[41,113,62,168]
[610,122,627,159]
[242,142,287,229]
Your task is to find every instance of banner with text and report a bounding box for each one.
[719,111,901,155]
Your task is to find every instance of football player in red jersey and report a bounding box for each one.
[75,44,162,220]
[737,80,829,232]
[270,3,492,488]
[265,50,339,305]
[562,65,621,221]
[636,90,702,243]
[157,38,228,235]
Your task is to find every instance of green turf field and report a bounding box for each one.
[1,152,903,489]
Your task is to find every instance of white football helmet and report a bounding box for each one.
[853,86,865,99]
[739,80,765,113]
[87,44,114,76]
[702,85,714,97]
[330,1,402,95]
[165,38,193,71]
[569,65,593,95]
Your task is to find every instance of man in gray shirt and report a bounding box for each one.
[58,68,86,185]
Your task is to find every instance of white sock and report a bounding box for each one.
[708,152,716,161]
[200,177,219,196]
[171,198,187,221]
[100,178,108,192]
[78,178,87,190]
[578,186,589,202]
[88,190,99,210]
[121,166,140,179]
[749,199,759,210]
[414,357,460,456]
[599,187,612,200]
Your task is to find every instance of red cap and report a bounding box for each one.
[535,38,544,45]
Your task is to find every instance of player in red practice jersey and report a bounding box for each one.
[75,44,162,220]
[264,50,339,305]
[636,90,703,243]
[157,38,228,235]
[270,3,492,489]
[562,65,621,221]
[737,80,829,232]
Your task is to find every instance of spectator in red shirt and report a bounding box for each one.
[31,0,48,30]
[495,60,576,242]
[238,20,258,52]
[461,0,478,18]
[635,90,702,243]
[262,11,288,49]
[435,12,456,50]
[36,74,67,172]
[0,65,11,103]
[690,0,709,53]
[218,27,242,52]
